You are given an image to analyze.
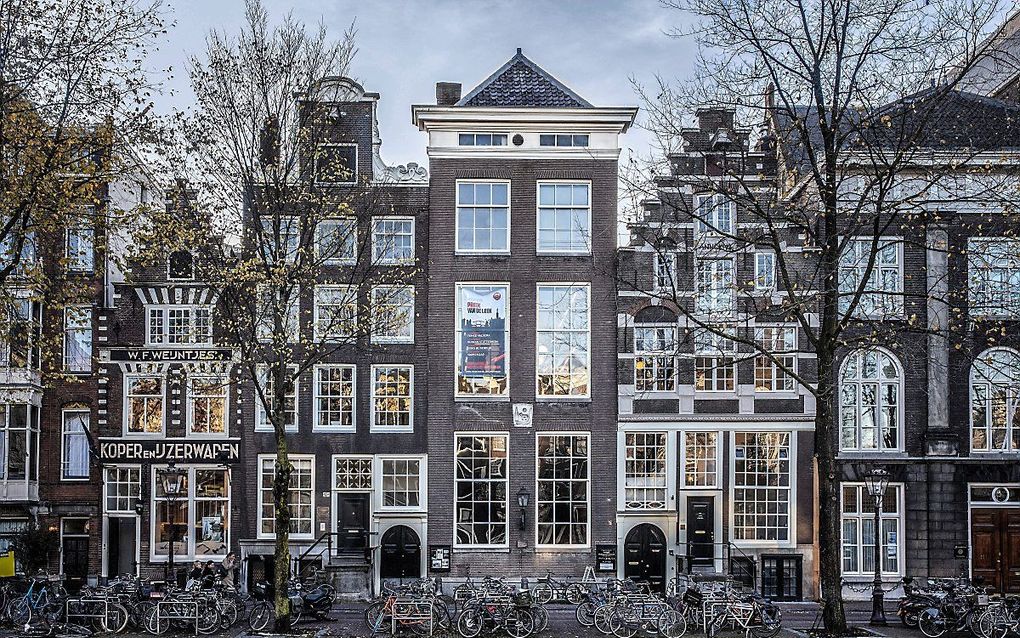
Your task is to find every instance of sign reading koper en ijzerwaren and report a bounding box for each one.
[99,439,239,463]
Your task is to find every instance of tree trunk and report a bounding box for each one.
[815,348,848,633]
[271,362,293,632]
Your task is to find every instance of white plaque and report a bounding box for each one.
[512,403,533,428]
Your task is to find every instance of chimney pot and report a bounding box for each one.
[436,82,462,106]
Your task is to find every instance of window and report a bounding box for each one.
[105,467,140,512]
[2,296,41,369]
[316,218,357,264]
[839,238,903,318]
[654,252,677,291]
[147,306,212,346]
[732,432,791,542]
[371,286,414,343]
[259,456,313,538]
[63,306,92,372]
[970,348,1020,452]
[696,259,735,314]
[314,366,354,432]
[841,483,902,575]
[536,434,589,546]
[0,229,36,274]
[168,250,194,280]
[454,434,508,546]
[754,327,796,392]
[969,239,1020,318]
[684,431,718,487]
[536,284,590,397]
[624,432,666,510]
[314,285,357,341]
[188,376,227,436]
[755,252,776,292]
[537,183,591,254]
[125,376,163,434]
[314,143,357,184]
[61,410,89,480]
[334,456,372,490]
[539,134,589,147]
[458,133,507,146]
[694,330,736,392]
[259,216,299,263]
[456,284,509,397]
[456,182,509,253]
[153,467,229,559]
[66,223,94,272]
[0,404,39,482]
[371,366,412,431]
[256,288,299,343]
[839,349,901,451]
[372,217,414,264]
[634,327,677,392]
[381,458,421,508]
[255,366,297,432]
[694,194,735,236]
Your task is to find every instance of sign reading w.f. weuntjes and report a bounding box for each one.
[105,348,234,362]
[99,439,239,463]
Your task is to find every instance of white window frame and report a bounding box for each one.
[379,455,425,511]
[694,194,735,236]
[729,431,795,547]
[254,365,298,433]
[458,133,508,146]
[60,408,90,481]
[754,326,797,393]
[104,466,141,513]
[840,483,904,577]
[622,432,668,510]
[536,181,592,255]
[535,283,591,399]
[682,431,720,488]
[755,252,776,292]
[146,305,213,347]
[332,455,374,491]
[0,403,39,482]
[258,454,314,540]
[453,432,510,548]
[539,133,589,147]
[838,348,903,452]
[455,180,511,254]
[695,258,735,315]
[258,215,300,264]
[123,374,164,436]
[63,305,92,373]
[970,347,1020,453]
[314,142,357,186]
[654,252,677,292]
[316,217,357,265]
[187,375,228,437]
[969,238,1020,319]
[535,432,591,548]
[371,217,415,264]
[65,217,95,273]
[634,326,677,393]
[313,284,357,342]
[313,365,356,433]
[150,465,231,561]
[693,329,737,393]
[370,365,413,433]
[257,288,300,344]
[838,237,904,319]
[455,283,510,399]
[371,286,415,344]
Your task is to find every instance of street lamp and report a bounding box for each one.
[517,487,530,531]
[159,463,187,586]
[862,467,890,626]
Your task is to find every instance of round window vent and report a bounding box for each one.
[992,486,1010,503]
[512,134,524,146]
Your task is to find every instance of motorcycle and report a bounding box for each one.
[288,580,337,623]
[898,577,944,628]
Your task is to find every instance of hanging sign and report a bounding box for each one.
[459,287,507,378]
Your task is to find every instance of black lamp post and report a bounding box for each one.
[517,487,530,531]
[863,467,890,626]
[159,463,187,586]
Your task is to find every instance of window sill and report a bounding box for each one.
[535,545,591,553]
[455,251,511,257]
[453,546,510,553]
[370,428,414,434]
[313,428,357,434]
[535,396,591,403]
[455,396,511,403]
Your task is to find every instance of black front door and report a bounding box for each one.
[107,517,137,578]
[687,497,715,562]
[62,537,89,592]
[624,523,666,592]
[380,525,421,580]
[336,494,370,552]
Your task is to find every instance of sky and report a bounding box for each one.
[146,0,698,168]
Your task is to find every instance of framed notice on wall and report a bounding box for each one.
[595,544,617,572]
[429,545,451,573]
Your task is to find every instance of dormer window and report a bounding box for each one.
[539,134,589,147]
[458,133,507,146]
[315,143,357,185]
[168,250,194,281]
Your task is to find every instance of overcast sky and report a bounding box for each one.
[147,0,697,168]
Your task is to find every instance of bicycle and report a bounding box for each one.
[531,570,585,605]
[7,575,68,626]
[706,592,782,638]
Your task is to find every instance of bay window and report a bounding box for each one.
[2,296,41,369]
[455,284,509,397]
[623,432,666,510]
[259,456,313,538]
[536,434,589,546]
[536,284,590,397]
[732,432,791,543]
[0,404,39,482]
[841,483,902,576]
[537,183,591,254]
[455,434,508,546]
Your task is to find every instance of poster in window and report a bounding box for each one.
[457,286,508,395]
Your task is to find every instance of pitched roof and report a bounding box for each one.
[457,49,593,108]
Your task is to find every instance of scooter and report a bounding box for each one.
[898,577,944,628]
[288,579,337,623]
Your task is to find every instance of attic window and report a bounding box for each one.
[459,133,507,146]
[168,250,194,281]
[540,134,589,147]
[315,143,357,185]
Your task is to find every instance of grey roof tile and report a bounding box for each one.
[457,49,592,108]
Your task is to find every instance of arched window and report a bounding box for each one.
[839,349,902,451]
[970,348,1020,452]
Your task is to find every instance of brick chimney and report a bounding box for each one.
[436,82,462,106]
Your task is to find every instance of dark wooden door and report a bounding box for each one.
[687,497,715,562]
[624,524,666,592]
[336,494,370,551]
[62,537,89,592]
[972,508,1020,593]
[380,525,421,580]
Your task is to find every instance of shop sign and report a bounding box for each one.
[99,439,239,463]
[106,348,234,362]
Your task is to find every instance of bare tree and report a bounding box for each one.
[146,1,420,628]
[620,0,1018,631]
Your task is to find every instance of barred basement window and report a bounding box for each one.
[841,483,902,575]
[754,327,796,392]
[334,457,373,490]
[684,432,718,487]
[382,458,421,508]
[536,434,589,546]
[732,432,791,542]
[455,434,508,546]
[624,432,666,509]
[634,327,677,392]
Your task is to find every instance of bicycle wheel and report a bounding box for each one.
[577,601,597,626]
[594,605,616,635]
[919,608,948,638]
[364,600,387,632]
[143,604,167,636]
[218,599,240,629]
[658,608,688,638]
[531,604,549,633]
[533,583,554,605]
[102,602,129,634]
[457,608,484,638]
[409,610,434,637]
[433,601,453,632]
[565,583,585,605]
[505,608,535,638]
[749,603,783,638]
[8,595,32,625]
[196,601,221,635]
[609,607,639,638]
[248,601,274,632]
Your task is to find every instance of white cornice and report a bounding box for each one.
[426,147,622,160]
[411,105,638,132]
